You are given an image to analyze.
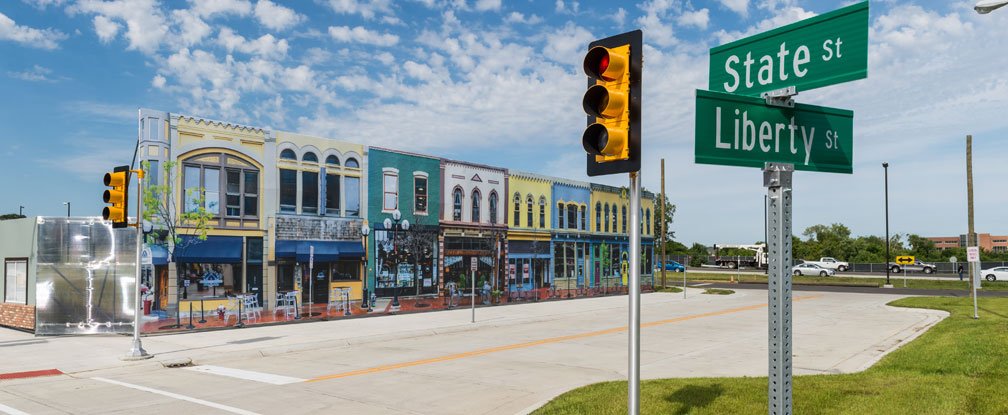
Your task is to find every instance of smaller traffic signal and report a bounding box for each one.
[103,165,129,228]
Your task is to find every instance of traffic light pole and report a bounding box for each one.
[124,168,151,361]
[628,171,641,415]
[765,163,793,415]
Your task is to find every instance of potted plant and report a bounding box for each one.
[491,289,503,304]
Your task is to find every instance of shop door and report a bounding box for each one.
[246,264,263,305]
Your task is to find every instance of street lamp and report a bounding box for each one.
[976,0,1008,14]
[361,223,371,311]
[883,162,891,286]
[63,201,70,217]
[383,209,409,311]
[19,205,24,216]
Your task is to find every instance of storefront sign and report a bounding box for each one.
[276,215,364,240]
[523,263,530,275]
[509,264,516,280]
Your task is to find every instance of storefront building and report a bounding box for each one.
[587,184,656,288]
[440,160,507,294]
[139,110,272,315]
[551,179,592,292]
[367,148,441,299]
[505,172,552,294]
[271,132,367,306]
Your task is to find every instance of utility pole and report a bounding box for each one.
[966,135,978,319]
[659,159,666,289]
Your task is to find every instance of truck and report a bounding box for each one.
[711,244,767,269]
[801,257,850,272]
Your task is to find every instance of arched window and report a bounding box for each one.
[526,195,534,228]
[622,206,627,234]
[345,157,359,168]
[646,209,651,236]
[580,205,586,231]
[567,203,577,230]
[513,193,521,226]
[488,191,498,224]
[453,187,464,221]
[280,149,296,160]
[302,152,318,163]
[595,202,602,232]
[539,196,546,228]
[471,189,481,222]
[557,203,565,229]
[325,155,340,166]
[604,204,610,232]
[611,205,617,233]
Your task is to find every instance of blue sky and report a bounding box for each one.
[1,0,1006,246]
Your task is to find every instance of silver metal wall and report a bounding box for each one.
[34,217,137,335]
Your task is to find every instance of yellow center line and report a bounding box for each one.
[306,294,821,383]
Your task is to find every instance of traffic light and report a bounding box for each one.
[582,30,641,177]
[103,165,129,228]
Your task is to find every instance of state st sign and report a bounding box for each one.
[695,90,853,173]
[709,1,868,97]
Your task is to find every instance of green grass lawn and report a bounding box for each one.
[666,271,1008,291]
[533,296,1008,415]
[702,288,735,295]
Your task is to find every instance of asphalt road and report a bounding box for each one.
[0,289,947,415]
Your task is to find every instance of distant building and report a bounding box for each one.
[925,233,1008,252]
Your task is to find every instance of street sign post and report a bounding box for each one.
[695,89,853,173]
[471,257,477,323]
[709,1,868,97]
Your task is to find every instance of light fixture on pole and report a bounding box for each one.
[63,201,70,217]
[361,223,371,311]
[976,0,1008,14]
[383,209,409,311]
[19,205,24,216]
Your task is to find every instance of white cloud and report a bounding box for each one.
[0,12,66,50]
[635,0,678,47]
[69,0,167,54]
[152,74,166,88]
[189,0,252,18]
[325,0,393,19]
[92,15,120,43]
[21,0,65,10]
[474,0,500,11]
[254,0,304,31]
[328,25,399,46]
[542,23,593,66]
[614,7,627,26]
[217,27,289,58]
[505,11,542,25]
[555,1,579,15]
[170,9,212,46]
[677,8,709,30]
[720,0,749,16]
[7,65,57,82]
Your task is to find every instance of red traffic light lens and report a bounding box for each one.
[598,54,609,75]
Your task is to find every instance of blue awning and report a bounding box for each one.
[150,244,169,266]
[275,240,365,262]
[175,236,243,264]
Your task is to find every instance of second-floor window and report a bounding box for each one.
[325,173,340,215]
[567,203,577,230]
[557,203,565,229]
[489,191,498,224]
[604,204,610,232]
[302,171,318,214]
[279,169,296,213]
[539,196,546,228]
[513,193,520,226]
[225,169,257,217]
[383,172,398,211]
[453,188,463,221]
[471,189,481,222]
[580,205,586,231]
[414,176,427,214]
[595,203,601,232]
[621,206,627,234]
[526,196,533,228]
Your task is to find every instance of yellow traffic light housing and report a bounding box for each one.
[582,30,641,176]
[103,165,129,228]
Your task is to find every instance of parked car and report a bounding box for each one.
[981,266,1008,282]
[802,257,850,272]
[661,260,686,272]
[792,262,835,277]
[888,260,936,274]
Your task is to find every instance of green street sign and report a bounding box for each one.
[709,1,868,97]
[694,89,853,174]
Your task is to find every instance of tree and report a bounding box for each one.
[687,243,708,267]
[141,160,214,258]
[653,194,676,244]
[907,234,938,261]
[0,214,26,221]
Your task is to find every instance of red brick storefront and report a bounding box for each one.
[0,303,35,331]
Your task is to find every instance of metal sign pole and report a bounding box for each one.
[973,261,979,319]
[471,267,476,323]
[308,245,314,317]
[764,163,794,415]
[124,166,150,360]
[683,255,688,299]
[628,171,642,415]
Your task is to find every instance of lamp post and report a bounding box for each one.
[976,0,1008,14]
[883,162,891,286]
[384,209,409,311]
[19,205,24,216]
[361,223,371,311]
[63,201,70,217]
